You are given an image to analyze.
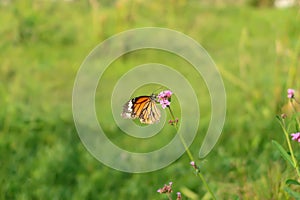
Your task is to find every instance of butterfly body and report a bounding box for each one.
[121,94,161,124]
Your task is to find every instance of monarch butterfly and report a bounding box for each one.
[121,94,161,124]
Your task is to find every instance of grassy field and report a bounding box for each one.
[1,1,300,199]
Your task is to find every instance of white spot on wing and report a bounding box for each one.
[121,99,133,119]
[127,101,133,112]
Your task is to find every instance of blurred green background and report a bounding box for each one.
[1,0,300,199]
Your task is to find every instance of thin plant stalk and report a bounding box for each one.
[167,106,217,200]
[278,118,300,178]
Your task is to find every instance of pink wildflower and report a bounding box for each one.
[158,90,172,109]
[159,99,171,109]
[158,90,172,98]
[291,132,300,142]
[157,182,173,194]
[190,161,196,167]
[190,160,200,172]
[176,192,182,200]
[287,89,295,99]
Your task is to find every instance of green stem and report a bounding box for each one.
[279,118,300,178]
[197,171,216,199]
[167,106,217,200]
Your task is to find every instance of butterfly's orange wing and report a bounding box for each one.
[121,95,161,124]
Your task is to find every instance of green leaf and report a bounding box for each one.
[286,179,300,186]
[272,140,295,167]
[284,186,300,199]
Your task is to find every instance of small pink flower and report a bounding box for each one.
[190,160,199,171]
[158,90,172,109]
[159,99,171,109]
[291,132,300,142]
[190,161,195,167]
[287,89,295,99]
[164,90,172,97]
[157,182,173,194]
[158,90,172,98]
[176,192,182,200]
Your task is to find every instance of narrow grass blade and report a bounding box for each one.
[272,140,295,167]
[286,179,300,186]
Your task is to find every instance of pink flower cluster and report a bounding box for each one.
[158,90,172,109]
[291,132,300,142]
[157,182,173,194]
[157,182,182,199]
